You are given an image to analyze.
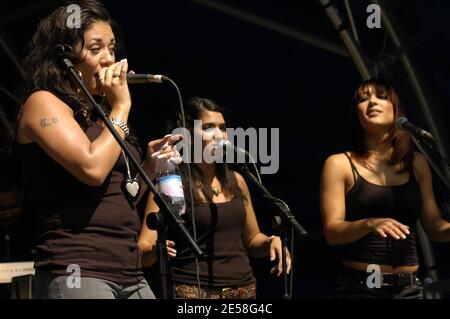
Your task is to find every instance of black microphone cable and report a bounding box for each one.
[166,78,203,298]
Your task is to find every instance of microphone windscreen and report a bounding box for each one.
[395,117,408,130]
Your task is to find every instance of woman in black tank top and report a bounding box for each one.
[138,97,291,299]
[16,1,182,299]
[320,79,450,299]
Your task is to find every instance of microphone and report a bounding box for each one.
[126,73,169,84]
[218,140,248,156]
[395,117,434,140]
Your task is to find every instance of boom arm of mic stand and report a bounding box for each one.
[62,58,204,258]
[234,162,308,239]
[410,134,450,193]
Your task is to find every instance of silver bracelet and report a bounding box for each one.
[109,118,130,137]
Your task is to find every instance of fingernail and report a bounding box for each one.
[170,157,182,164]
[157,154,166,159]
[164,134,172,138]
[151,151,161,158]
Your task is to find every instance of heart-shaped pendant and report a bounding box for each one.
[125,178,140,198]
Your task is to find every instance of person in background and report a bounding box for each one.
[320,79,450,299]
[138,97,291,299]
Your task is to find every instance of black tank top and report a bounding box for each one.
[169,171,256,288]
[17,123,144,284]
[342,153,422,266]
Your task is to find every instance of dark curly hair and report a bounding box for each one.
[22,0,141,148]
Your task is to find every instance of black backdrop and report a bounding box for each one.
[1,0,449,298]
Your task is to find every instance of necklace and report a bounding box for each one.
[211,185,220,196]
[122,150,139,198]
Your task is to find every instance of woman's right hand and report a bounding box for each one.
[367,218,410,239]
[97,59,131,111]
[166,240,177,258]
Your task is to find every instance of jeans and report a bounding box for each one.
[35,268,156,299]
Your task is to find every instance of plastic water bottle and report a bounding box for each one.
[155,159,186,216]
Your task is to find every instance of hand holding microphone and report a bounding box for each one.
[55,44,168,85]
[97,59,132,115]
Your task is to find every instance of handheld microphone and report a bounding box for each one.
[52,45,167,84]
[395,117,434,140]
[126,73,169,84]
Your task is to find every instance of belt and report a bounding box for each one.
[343,267,420,287]
[379,272,419,287]
[173,283,256,299]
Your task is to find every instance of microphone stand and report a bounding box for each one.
[408,133,450,297]
[230,161,308,299]
[410,134,450,193]
[146,207,170,299]
[61,58,204,298]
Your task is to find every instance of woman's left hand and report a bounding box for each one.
[144,134,183,178]
[269,236,291,276]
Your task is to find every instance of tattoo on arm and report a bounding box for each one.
[39,117,59,129]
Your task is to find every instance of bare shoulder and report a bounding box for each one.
[321,153,354,186]
[21,91,73,118]
[233,171,247,189]
[413,151,427,166]
[232,171,252,203]
[323,153,351,172]
[18,91,74,143]
[412,151,429,179]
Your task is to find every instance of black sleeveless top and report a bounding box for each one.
[17,123,144,283]
[342,153,422,266]
[169,171,256,288]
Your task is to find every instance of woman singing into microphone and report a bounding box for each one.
[16,0,181,299]
[138,97,291,299]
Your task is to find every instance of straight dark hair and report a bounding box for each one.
[171,97,240,202]
[350,79,413,172]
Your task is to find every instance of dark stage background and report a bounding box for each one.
[0,0,449,298]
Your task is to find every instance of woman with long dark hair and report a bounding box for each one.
[138,97,291,299]
[320,79,450,298]
[16,1,180,299]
